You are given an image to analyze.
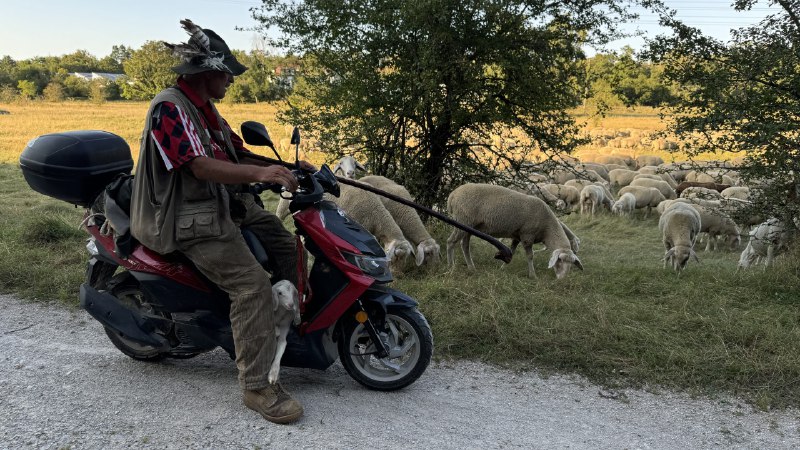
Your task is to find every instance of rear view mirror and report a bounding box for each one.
[241,121,274,148]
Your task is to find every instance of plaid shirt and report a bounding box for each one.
[150,77,248,171]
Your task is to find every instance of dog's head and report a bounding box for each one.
[272,280,301,325]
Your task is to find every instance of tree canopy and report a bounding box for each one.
[253,0,660,208]
[647,0,800,226]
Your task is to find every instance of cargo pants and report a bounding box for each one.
[178,192,298,390]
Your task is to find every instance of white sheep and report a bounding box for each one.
[680,186,723,200]
[720,186,750,201]
[630,177,677,200]
[333,155,367,179]
[688,202,741,252]
[446,183,583,279]
[579,184,613,217]
[659,202,702,273]
[617,185,667,218]
[324,183,414,266]
[523,183,567,211]
[542,183,580,211]
[608,168,638,187]
[510,219,580,255]
[738,219,791,269]
[611,192,636,217]
[357,175,441,266]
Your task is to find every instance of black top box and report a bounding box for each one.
[19,130,134,207]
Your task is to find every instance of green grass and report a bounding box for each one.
[2,162,800,409]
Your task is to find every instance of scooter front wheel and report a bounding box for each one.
[338,305,433,391]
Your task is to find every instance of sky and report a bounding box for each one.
[0,0,779,61]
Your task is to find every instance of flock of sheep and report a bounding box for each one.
[276,152,793,279]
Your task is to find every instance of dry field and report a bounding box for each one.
[0,102,723,167]
[0,101,311,165]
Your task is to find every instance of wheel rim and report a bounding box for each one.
[346,313,421,383]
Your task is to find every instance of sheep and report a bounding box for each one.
[680,186,723,201]
[604,163,629,172]
[509,220,580,257]
[675,181,731,196]
[446,183,583,279]
[357,175,441,266]
[720,186,750,201]
[542,183,580,211]
[578,163,610,182]
[655,198,692,215]
[579,184,613,217]
[324,183,414,266]
[523,183,567,211]
[617,185,667,218]
[611,192,636,217]
[608,168,638,187]
[596,155,634,168]
[636,155,664,168]
[635,171,678,189]
[738,219,791,269]
[658,202,702,273]
[630,177,677,200]
[333,155,367,179]
[688,203,741,251]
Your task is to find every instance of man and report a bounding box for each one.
[130,19,306,424]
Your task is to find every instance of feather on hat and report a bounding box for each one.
[163,19,247,76]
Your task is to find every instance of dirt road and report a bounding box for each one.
[1,294,798,449]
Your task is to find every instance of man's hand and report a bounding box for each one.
[298,160,317,172]
[256,165,299,192]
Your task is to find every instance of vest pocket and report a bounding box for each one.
[176,211,221,242]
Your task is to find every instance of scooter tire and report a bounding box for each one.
[102,273,166,362]
[338,305,433,391]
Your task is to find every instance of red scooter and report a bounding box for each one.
[21,123,433,391]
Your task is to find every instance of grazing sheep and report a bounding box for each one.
[605,163,628,172]
[636,155,665,168]
[333,156,367,179]
[542,183,580,211]
[659,202,702,273]
[680,186,723,201]
[549,169,577,184]
[688,203,741,251]
[579,185,613,217]
[617,185,667,218]
[655,198,692,215]
[675,181,731,196]
[357,175,441,266]
[611,192,636,217]
[738,219,791,269]
[608,168,638,187]
[523,183,567,211]
[446,183,583,279]
[596,155,635,168]
[578,163,610,182]
[630,177,677,200]
[324,183,414,266]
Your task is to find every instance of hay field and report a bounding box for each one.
[0,102,712,167]
[0,101,307,165]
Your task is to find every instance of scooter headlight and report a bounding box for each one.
[343,252,391,277]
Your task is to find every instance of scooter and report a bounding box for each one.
[68,123,432,391]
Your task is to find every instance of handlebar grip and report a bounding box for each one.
[252,182,284,195]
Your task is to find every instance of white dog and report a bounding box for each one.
[268,280,301,384]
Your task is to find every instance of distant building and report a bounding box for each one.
[70,72,125,82]
[274,66,297,89]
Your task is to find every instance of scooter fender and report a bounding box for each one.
[360,284,420,310]
[79,283,170,350]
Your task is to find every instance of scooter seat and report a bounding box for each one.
[241,228,270,268]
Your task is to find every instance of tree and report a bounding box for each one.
[120,41,177,100]
[647,0,800,226]
[17,80,37,99]
[60,50,100,73]
[42,81,66,101]
[253,0,655,208]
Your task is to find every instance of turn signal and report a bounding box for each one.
[355,311,368,323]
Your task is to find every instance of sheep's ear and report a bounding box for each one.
[573,256,584,271]
[356,161,367,171]
[662,248,675,261]
[333,162,343,175]
[547,250,561,269]
[691,249,700,262]
[385,242,396,261]
[415,243,425,266]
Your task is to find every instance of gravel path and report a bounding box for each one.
[1,293,798,449]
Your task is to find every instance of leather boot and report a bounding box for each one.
[243,383,304,424]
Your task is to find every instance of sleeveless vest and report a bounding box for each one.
[130,87,239,254]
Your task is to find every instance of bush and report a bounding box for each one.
[42,82,66,102]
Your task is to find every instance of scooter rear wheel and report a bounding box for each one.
[338,305,433,391]
[102,273,166,362]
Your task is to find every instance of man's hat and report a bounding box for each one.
[164,19,247,76]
